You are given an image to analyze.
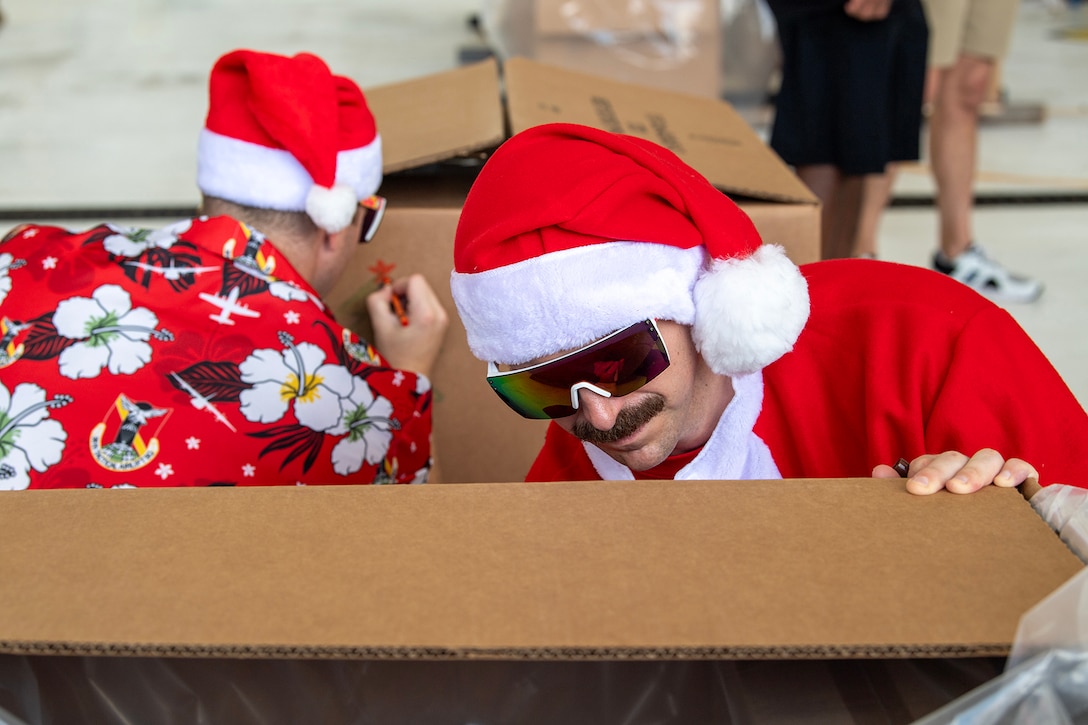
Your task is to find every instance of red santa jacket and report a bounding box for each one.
[0,216,432,489]
[526,259,1088,488]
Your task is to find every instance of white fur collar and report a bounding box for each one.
[583,370,781,481]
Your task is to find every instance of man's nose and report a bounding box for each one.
[575,387,624,431]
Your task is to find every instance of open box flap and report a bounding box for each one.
[366,58,506,174]
[367,56,818,208]
[503,56,818,205]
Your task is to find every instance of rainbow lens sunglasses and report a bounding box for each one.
[486,319,671,419]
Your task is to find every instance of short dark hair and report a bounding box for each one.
[200,195,320,239]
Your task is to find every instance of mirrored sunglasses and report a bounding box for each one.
[486,319,671,420]
[358,195,387,244]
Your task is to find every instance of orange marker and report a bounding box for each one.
[368,260,409,327]
[389,292,409,327]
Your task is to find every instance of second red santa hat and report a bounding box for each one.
[197,49,382,234]
[451,122,810,377]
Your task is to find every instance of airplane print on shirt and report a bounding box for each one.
[98,221,214,293]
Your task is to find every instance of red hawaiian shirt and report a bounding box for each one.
[0,216,432,488]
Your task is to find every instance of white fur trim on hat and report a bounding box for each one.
[333,132,383,198]
[692,244,810,376]
[197,129,383,224]
[451,241,704,365]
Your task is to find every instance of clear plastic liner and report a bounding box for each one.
[1008,562,1088,670]
[0,655,1005,724]
[912,563,1088,723]
[482,0,712,68]
[478,0,780,102]
[1030,483,1088,564]
[913,650,1088,724]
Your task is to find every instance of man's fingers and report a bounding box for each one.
[993,458,1038,488]
[905,451,970,495]
[944,448,1006,494]
[872,463,900,479]
[901,451,1040,496]
[908,449,1009,495]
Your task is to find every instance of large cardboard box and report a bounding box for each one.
[326,56,819,484]
[0,480,1081,722]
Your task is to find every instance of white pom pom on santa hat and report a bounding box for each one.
[692,243,810,376]
[450,123,810,375]
[196,49,383,234]
[306,184,360,235]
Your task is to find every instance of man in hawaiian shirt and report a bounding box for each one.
[0,49,448,489]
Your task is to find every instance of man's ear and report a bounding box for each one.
[320,207,361,260]
[309,213,361,296]
[323,224,354,256]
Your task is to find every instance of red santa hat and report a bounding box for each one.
[197,49,382,234]
[451,123,810,376]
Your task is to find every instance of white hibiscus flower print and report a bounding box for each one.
[0,253,14,305]
[102,220,193,258]
[53,284,174,379]
[266,279,326,311]
[329,379,396,476]
[266,279,310,303]
[238,331,354,431]
[0,382,71,490]
[416,374,431,395]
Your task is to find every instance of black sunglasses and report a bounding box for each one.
[358,195,386,244]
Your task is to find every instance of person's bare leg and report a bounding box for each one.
[853,166,896,257]
[797,164,838,260]
[928,54,995,260]
[797,164,865,260]
[825,174,865,260]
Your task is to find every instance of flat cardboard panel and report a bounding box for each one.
[0,480,1080,658]
[503,56,818,206]
[365,58,505,174]
[742,202,821,266]
[323,207,549,484]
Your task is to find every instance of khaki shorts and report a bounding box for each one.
[922,0,1020,67]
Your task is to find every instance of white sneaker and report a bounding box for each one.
[932,245,1044,304]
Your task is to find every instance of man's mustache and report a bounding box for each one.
[572,395,665,445]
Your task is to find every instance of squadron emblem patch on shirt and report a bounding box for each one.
[89,394,172,472]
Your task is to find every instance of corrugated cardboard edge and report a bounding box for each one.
[0,641,1012,661]
[1020,478,1042,501]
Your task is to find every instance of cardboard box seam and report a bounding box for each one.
[0,640,1014,661]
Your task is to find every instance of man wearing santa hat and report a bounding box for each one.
[451,123,1087,545]
[0,49,448,489]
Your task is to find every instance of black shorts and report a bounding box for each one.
[769,0,929,175]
